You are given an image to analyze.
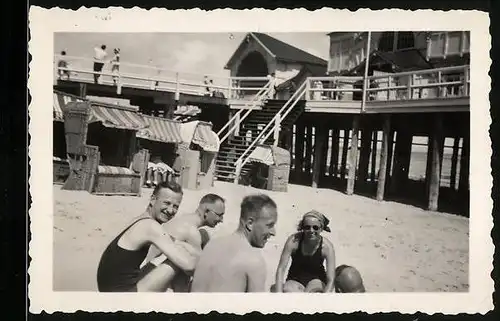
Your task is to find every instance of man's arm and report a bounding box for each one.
[144,222,197,272]
[246,253,267,292]
[322,238,336,293]
[274,235,296,292]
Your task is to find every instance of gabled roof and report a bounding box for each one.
[225,32,327,69]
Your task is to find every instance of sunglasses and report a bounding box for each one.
[303,224,321,231]
[207,209,224,217]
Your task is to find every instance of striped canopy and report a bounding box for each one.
[137,115,183,143]
[192,122,220,152]
[53,91,147,131]
[89,104,146,130]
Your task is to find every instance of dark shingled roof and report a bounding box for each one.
[252,33,327,66]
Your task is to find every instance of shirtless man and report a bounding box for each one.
[190,194,278,292]
[138,193,226,292]
[334,265,366,293]
[96,181,198,292]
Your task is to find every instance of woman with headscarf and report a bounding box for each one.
[273,210,336,293]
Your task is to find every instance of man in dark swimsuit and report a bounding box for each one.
[137,193,226,292]
[96,180,198,292]
[273,210,336,293]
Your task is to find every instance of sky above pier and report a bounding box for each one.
[54,32,330,78]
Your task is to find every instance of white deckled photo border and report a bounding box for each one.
[28,7,493,315]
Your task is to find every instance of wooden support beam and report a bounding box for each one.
[377,115,391,201]
[459,134,469,195]
[346,116,360,195]
[385,130,395,193]
[358,129,372,183]
[312,126,327,188]
[305,125,313,176]
[329,129,339,178]
[391,130,413,194]
[428,114,444,211]
[340,129,349,180]
[450,136,460,190]
[370,130,378,182]
[294,123,305,178]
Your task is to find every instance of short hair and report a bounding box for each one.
[101,44,106,50]
[61,51,66,55]
[152,180,183,197]
[199,193,225,205]
[240,194,277,221]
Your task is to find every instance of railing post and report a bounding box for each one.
[273,113,281,147]
[233,112,241,139]
[116,70,122,95]
[306,78,311,100]
[437,71,445,98]
[463,66,469,96]
[406,74,413,100]
[175,72,180,101]
[233,159,241,184]
[228,77,232,99]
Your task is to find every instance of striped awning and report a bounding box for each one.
[53,92,84,122]
[192,123,220,152]
[89,104,147,130]
[248,145,275,165]
[137,115,183,143]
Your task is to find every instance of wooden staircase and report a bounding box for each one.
[215,99,305,182]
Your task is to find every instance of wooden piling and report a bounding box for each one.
[391,130,413,193]
[346,116,360,195]
[450,136,460,190]
[385,130,395,193]
[340,129,349,180]
[330,129,339,178]
[294,123,305,178]
[377,116,391,201]
[371,130,378,182]
[459,134,469,195]
[428,114,444,211]
[358,128,372,183]
[305,125,313,177]
[312,126,327,188]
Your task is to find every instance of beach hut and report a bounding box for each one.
[247,144,291,192]
[53,91,85,183]
[62,100,150,196]
[136,115,184,185]
[178,121,220,190]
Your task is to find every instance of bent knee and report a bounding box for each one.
[305,279,325,293]
[283,280,305,292]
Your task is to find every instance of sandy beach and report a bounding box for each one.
[53,181,469,292]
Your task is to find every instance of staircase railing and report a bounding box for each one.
[233,80,308,183]
[216,80,272,144]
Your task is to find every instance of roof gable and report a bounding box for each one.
[252,33,327,66]
[225,32,327,69]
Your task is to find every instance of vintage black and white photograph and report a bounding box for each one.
[28,7,492,315]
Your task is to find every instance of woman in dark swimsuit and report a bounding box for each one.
[273,210,336,293]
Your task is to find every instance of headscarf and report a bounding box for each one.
[302,210,331,232]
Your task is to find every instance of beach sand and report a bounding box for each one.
[53,181,469,292]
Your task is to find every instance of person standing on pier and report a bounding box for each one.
[93,44,108,84]
[111,48,120,85]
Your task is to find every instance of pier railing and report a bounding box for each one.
[54,54,269,100]
[305,65,470,106]
[217,80,272,144]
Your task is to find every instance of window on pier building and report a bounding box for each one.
[378,32,415,52]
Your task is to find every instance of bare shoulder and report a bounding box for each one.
[321,236,335,253]
[284,232,301,249]
[245,249,266,270]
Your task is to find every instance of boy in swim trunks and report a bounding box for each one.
[138,193,226,292]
